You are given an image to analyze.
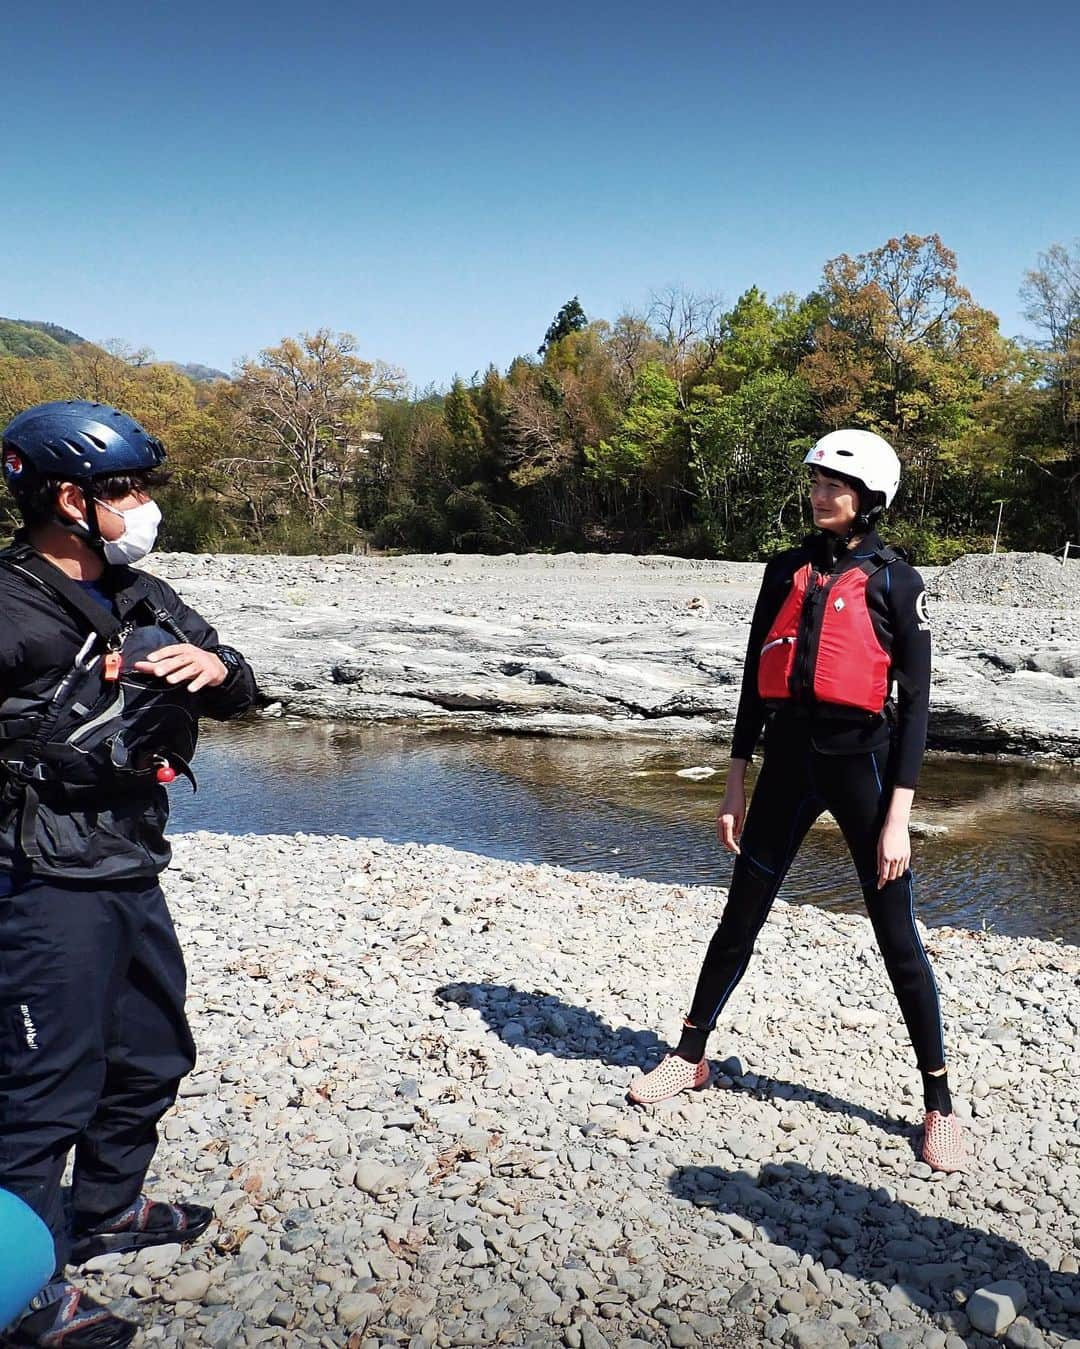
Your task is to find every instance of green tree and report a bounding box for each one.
[586,364,680,489]
[584,362,688,543]
[443,377,484,475]
[709,288,827,392]
[1020,241,1080,539]
[691,369,814,558]
[538,297,587,356]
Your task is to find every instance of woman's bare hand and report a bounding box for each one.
[877,817,911,889]
[716,779,747,855]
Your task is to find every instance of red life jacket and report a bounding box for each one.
[757,551,896,714]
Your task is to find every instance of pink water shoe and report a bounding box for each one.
[627,1054,710,1105]
[922,1110,967,1173]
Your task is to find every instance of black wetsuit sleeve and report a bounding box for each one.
[730,559,789,761]
[145,577,259,721]
[887,566,931,790]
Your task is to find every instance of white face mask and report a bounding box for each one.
[93,498,163,565]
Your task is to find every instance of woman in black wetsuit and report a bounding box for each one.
[628,429,966,1173]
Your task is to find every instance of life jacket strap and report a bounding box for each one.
[0,550,123,644]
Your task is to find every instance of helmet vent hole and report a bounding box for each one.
[835,449,854,456]
[84,434,107,451]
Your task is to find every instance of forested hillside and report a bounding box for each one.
[0,318,87,360]
[2,233,1078,561]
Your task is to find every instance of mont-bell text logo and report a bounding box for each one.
[3,449,23,479]
[20,1004,38,1050]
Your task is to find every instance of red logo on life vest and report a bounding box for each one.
[3,450,24,479]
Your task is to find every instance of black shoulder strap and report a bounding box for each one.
[877,544,903,563]
[857,542,900,574]
[0,548,123,644]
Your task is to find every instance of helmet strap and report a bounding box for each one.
[53,483,107,556]
[820,503,882,558]
[840,483,885,548]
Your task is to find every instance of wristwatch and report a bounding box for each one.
[213,646,244,680]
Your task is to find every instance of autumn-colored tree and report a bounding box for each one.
[229,330,405,534]
[0,236,1066,559]
[801,234,1008,523]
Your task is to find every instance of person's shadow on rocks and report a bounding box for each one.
[436,980,666,1067]
[437,982,912,1137]
[669,1160,1080,1342]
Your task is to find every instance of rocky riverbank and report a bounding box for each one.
[79,833,1080,1349]
[149,552,1080,760]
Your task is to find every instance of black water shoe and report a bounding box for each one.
[69,1194,213,1265]
[3,1279,137,1349]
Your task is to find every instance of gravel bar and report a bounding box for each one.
[77,832,1080,1349]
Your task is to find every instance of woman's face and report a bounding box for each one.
[808,467,859,534]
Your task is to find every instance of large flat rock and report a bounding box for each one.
[150,552,1080,759]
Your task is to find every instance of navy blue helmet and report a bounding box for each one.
[2,400,166,490]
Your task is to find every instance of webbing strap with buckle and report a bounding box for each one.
[0,549,123,644]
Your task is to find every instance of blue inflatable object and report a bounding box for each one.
[0,1189,54,1327]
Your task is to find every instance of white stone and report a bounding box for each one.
[967,1281,1028,1336]
[162,1269,212,1303]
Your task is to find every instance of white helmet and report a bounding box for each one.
[804,429,901,508]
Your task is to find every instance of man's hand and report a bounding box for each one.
[134,644,227,693]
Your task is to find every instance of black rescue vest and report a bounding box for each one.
[0,546,199,864]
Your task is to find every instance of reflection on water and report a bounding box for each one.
[170,721,1080,945]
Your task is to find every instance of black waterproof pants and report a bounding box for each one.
[0,879,195,1272]
[686,721,947,1072]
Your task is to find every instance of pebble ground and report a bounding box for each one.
[71,832,1080,1349]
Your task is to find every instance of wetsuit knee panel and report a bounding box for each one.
[717,856,778,944]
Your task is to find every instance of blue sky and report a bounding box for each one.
[2,0,1077,389]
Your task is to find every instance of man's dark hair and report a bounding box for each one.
[13,468,171,531]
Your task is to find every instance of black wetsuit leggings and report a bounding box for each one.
[686,723,946,1072]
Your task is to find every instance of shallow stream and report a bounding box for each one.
[171,722,1079,945]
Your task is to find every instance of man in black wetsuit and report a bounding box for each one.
[628,429,966,1174]
[0,401,258,1348]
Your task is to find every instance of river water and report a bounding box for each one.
[170,721,1080,946]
